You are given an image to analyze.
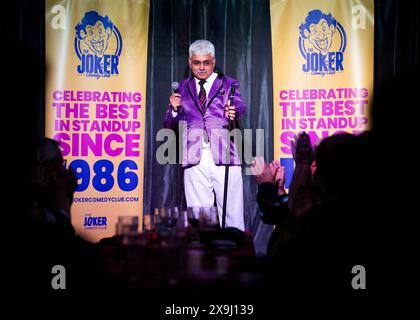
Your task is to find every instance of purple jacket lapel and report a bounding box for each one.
[207,76,224,108]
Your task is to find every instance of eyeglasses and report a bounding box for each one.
[191,60,213,67]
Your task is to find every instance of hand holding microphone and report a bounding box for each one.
[169,81,181,112]
[224,85,236,120]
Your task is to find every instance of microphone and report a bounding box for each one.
[171,81,181,114]
[229,85,236,130]
[171,81,179,94]
[229,84,235,105]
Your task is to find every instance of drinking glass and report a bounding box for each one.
[160,207,179,234]
[176,210,188,236]
[187,207,200,229]
[187,207,201,241]
[116,215,139,245]
[199,206,219,229]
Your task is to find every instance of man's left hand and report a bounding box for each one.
[224,99,236,120]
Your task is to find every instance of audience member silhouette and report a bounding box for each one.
[253,131,375,289]
[251,132,317,256]
[251,156,290,255]
[25,138,103,290]
[30,138,76,231]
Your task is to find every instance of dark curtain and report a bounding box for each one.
[9,0,420,255]
[7,0,45,144]
[373,0,419,134]
[144,0,274,255]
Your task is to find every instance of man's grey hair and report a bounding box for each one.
[189,40,215,58]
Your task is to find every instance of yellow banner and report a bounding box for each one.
[45,0,149,242]
[270,0,374,185]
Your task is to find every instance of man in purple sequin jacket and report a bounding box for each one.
[164,40,246,231]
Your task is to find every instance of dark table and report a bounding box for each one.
[98,228,258,290]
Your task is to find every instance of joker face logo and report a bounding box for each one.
[76,11,114,57]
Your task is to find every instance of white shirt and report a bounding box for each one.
[194,72,218,98]
[195,73,218,147]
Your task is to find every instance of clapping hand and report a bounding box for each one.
[251,157,285,194]
[291,132,314,165]
[271,160,286,195]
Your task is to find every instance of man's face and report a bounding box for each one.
[304,18,335,54]
[189,54,215,80]
[81,21,112,56]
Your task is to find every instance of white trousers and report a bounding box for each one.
[184,146,245,231]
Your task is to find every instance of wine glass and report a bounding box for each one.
[161,207,179,234]
[187,207,200,241]
[116,216,139,245]
[187,207,200,228]
[199,206,219,229]
[175,210,188,235]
